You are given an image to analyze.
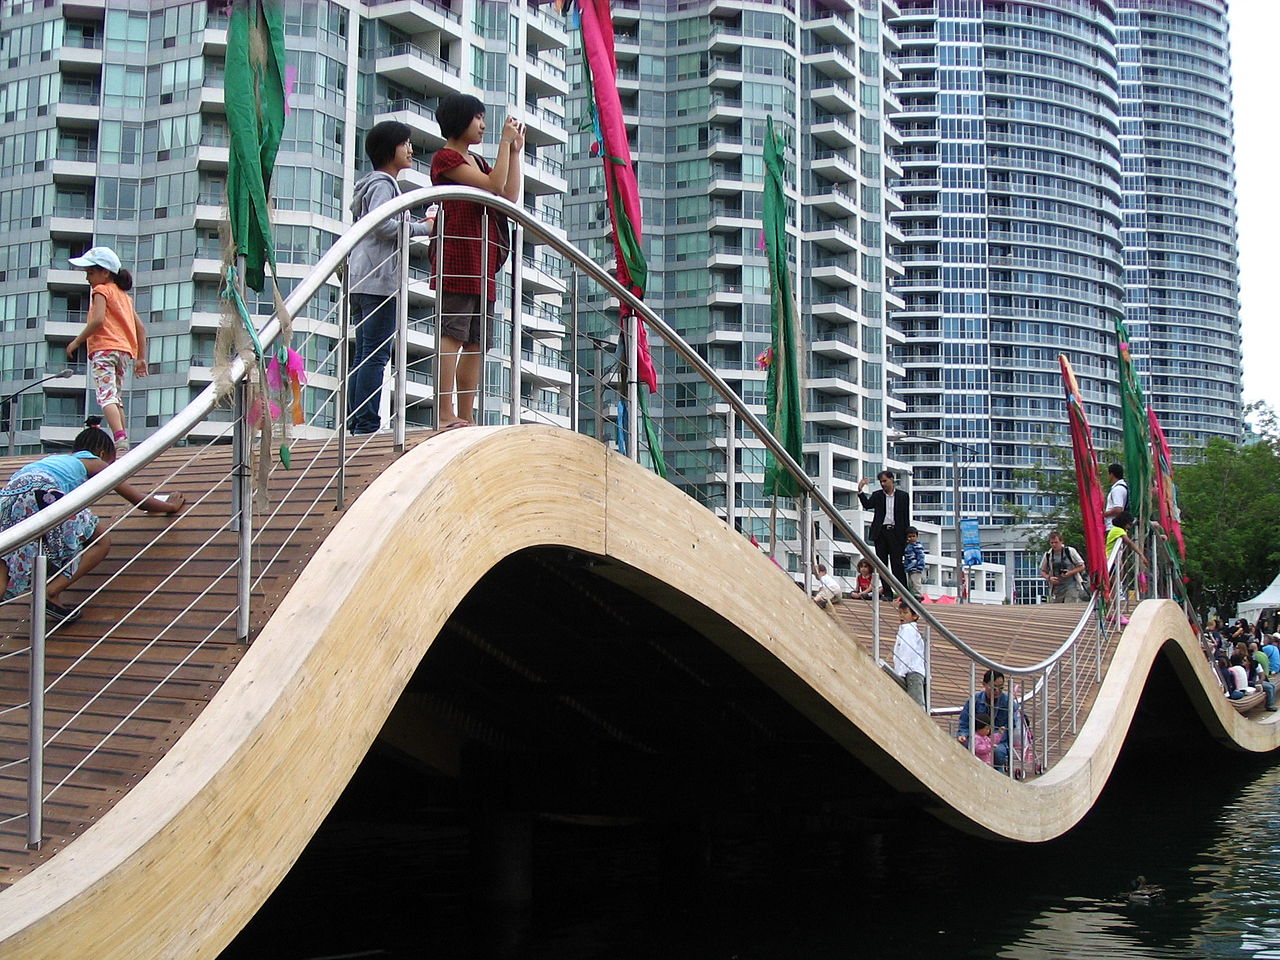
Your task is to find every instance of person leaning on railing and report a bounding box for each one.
[0,418,183,625]
[346,120,435,436]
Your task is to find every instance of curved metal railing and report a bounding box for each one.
[0,185,1186,841]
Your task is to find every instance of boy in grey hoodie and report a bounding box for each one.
[347,120,432,434]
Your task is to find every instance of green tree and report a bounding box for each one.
[1176,438,1280,614]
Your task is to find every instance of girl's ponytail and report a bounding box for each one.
[114,267,133,292]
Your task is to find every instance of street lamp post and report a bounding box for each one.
[4,369,74,457]
[889,429,977,603]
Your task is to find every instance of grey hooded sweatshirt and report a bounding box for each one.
[348,171,432,297]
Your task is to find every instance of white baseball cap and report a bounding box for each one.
[68,246,121,273]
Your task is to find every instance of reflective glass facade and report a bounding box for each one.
[0,0,569,449]
[886,0,1240,600]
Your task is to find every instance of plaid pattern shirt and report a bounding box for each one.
[431,149,508,301]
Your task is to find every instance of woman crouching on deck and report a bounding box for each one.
[0,418,184,623]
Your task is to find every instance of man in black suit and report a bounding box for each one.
[857,470,911,599]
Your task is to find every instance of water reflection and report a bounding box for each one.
[223,750,1280,959]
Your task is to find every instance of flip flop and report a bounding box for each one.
[440,420,472,431]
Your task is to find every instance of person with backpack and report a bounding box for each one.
[1040,530,1086,603]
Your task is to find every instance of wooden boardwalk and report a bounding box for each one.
[0,434,418,887]
[0,431,1105,888]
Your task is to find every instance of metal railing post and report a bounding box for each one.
[335,267,349,510]
[871,572,881,662]
[1042,673,1050,772]
[724,407,736,530]
[234,376,252,644]
[433,205,447,430]
[27,547,46,850]
[477,208,491,426]
[966,663,976,755]
[801,496,812,597]
[569,264,579,432]
[394,214,409,451]
[625,311,639,463]
[509,222,524,424]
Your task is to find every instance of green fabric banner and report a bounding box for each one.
[1115,316,1151,528]
[225,0,285,292]
[762,116,803,499]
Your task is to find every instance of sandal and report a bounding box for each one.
[440,419,472,432]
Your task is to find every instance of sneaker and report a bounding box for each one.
[45,600,81,625]
[114,435,130,454]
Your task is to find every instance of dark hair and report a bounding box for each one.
[73,417,116,459]
[877,470,896,483]
[1108,462,1124,480]
[435,93,485,140]
[975,711,992,730]
[1112,510,1134,530]
[817,563,828,573]
[897,600,918,618]
[982,669,1005,684]
[906,526,918,536]
[857,557,873,571]
[365,120,413,167]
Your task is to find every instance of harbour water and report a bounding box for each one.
[222,740,1280,959]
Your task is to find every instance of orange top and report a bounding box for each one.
[87,281,140,357]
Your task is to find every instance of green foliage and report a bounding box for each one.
[1176,438,1280,614]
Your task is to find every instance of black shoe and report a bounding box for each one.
[45,600,81,625]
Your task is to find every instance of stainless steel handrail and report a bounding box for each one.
[6,185,1125,685]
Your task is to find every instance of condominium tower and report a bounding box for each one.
[0,0,571,449]
[885,0,1240,598]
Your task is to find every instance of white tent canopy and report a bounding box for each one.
[1239,570,1280,620]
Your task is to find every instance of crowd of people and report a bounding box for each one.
[1205,617,1280,712]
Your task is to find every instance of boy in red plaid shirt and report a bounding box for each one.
[430,93,524,429]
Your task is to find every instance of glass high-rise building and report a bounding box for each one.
[0,0,570,449]
[885,0,1240,600]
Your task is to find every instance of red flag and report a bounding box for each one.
[1060,356,1109,599]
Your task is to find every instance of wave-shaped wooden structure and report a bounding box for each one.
[0,425,1273,958]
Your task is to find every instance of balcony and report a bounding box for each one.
[51,158,96,184]
[810,150,857,183]
[811,117,858,149]
[525,53,568,98]
[812,83,858,116]
[526,3,569,49]
[805,183,859,219]
[374,99,446,152]
[374,43,461,98]
[364,0,463,39]
[521,101,568,147]
[805,44,857,80]
[522,153,567,196]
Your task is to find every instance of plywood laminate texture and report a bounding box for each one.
[0,425,1270,960]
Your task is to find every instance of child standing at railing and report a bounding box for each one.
[65,246,147,453]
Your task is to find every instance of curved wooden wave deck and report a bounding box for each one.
[0,424,1274,958]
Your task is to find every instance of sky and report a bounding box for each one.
[1228,4,1278,417]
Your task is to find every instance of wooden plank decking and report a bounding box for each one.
[0,430,1105,887]
[0,433,417,886]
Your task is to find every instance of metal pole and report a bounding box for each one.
[724,407,736,530]
[336,267,349,510]
[8,396,16,458]
[27,547,46,850]
[569,264,579,432]
[593,340,604,442]
[509,222,524,424]
[801,496,812,597]
[394,214,409,452]
[233,256,251,644]
[433,205,447,430]
[952,444,964,604]
[1041,672,1050,772]
[234,376,252,644]
[966,663,976,754]
[625,311,639,463]
[871,572,881,662]
[477,208,491,426]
